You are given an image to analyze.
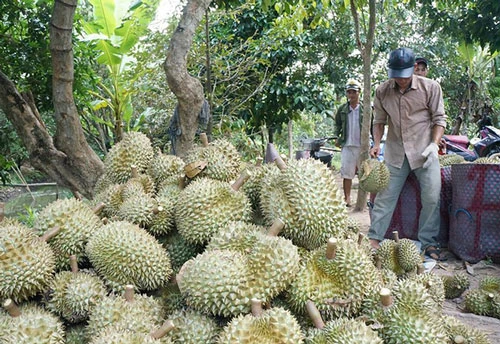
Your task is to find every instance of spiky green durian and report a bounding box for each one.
[206,220,301,304]
[218,304,304,344]
[90,324,174,344]
[287,238,382,321]
[242,162,276,215]
[443,315,492,344]
[411,272,446,309]
[65,324,90,344]
[148,152,185,187]
[165,309,220,343]
[45,267,107,323]
[116,192,158,228]
[93,183,124,218]
[121,171,156,199]
[152,283,187,316]
[148,187,182,237]
[0,300,65,344]
[306,317,383,344]
[104,131,155,183]
[396,238,422,272]
[177,249,252,317]
[442,272,470,299]
[34,198,103,260]
[391,277,438,314]
[473,157,499,164]
[86,287,165,338]
[184,138,242,182]
[260,158,347,250]
[174,177,252,245]
[161,232,204,274]
[479,275,500,293]
[439,154,465,167]
[86,221,172,292]
[375,240,405,276]
[358,159,390,193]
[464,289,495,316]
[0,223,56,302]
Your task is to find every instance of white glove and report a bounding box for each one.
[422,142,439,168]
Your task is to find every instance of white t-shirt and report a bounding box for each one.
[345,104,361,147]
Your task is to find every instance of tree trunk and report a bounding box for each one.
[0,0,104,199]
[351,0,376,212]
[165,0,212,158]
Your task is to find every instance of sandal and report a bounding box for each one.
[424,246,448,261]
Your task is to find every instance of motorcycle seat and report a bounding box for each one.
[444,135,469,146]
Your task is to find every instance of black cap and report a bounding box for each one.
[388,47,415,78]
[415,57,428,67]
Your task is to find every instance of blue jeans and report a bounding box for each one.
[368,156,441,250]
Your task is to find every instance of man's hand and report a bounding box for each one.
[422,142,439,168]
[370,146,380,158]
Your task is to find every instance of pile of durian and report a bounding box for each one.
[0,131,493,343]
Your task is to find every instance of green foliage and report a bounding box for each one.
[16,205,38,228]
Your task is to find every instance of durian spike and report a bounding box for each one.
[251,298,263,317]
[93,202,105,215]
[3,299,21,317]
[267,218,285,237]
[150,320,175,339]
[124,285,135,302]
[231,169,252,191]
[453,335,465,344]
[265,143,287,170]
[39,226,61,242]
[199,133,209,147]
[325,238,337,260]
[380,288,392,307]
[392,231,399,242]
[306,300,325,330]
[131,165,139,178]
[357,232,365,245]
[70,255,79,273]
[417,264,425,274]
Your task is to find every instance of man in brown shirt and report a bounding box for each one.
[368,47,447,261]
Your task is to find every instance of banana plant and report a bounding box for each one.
[82,0,159,143]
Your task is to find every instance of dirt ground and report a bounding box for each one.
[339,172,500,342]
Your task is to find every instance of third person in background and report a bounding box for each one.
[335,79,363,207]
[414,57,429,77]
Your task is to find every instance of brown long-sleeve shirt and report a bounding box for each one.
[373,75,447,170]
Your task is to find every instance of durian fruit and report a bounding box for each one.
[206,219,301,304]
[479,275,500,293]
[90,321,175,344]
[409,272,446,309]
[375,233,420,277]
[116,191,158,228]
[86,221,172,291]
[65,323,90,344]
[160,232,204,274]
[472,157,499,164]
[177,249,252,317]
[174,173,252,245]
[442,315,492,344]
[164,309,220,343]
[86,285,165,338]
[287,237,382,321]
[396,237,422,272]
[104,131,155,184]
[0,299,65,344]
[121,166,156,197]
[442,272,470,299]
[184,134,242,182]
[260,157,347,250]
[241,159,275,216]
[305,300,383,344]
[148,181,183,237]
[217,299,305,344]
[0,222,56,302]
[92,183,124,218]
[439,154,465,167]
[358,158,390,193]
[148,151,185,187]
[45,255,107,323]
[34,198,103,265]
[464,289,495,316]
[152,283,187,316]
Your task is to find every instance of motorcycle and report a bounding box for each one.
[295,137,338,167]
[442,125,500,161]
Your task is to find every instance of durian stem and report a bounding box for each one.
[70,255,79,273]
[150,320,175,339]
[325,238,337,260]
[357,233,365,245]
[40,226,61,242]
[131,165,139,179]
[102,217,109,225]
[93,202,105,215]
[124,285,135,302]
[255,157,263,166]
[453,335,465,344]
[178,176,186,189]
[3,299,21,317]
[231,169,251,191]
[392,231,399,242]
[268,218,285,236]
[153,206,161,215]
[306,300,325,329]
[200,133,209,147]
[375,256,382,269]
[266,143,287,170]
[417,264,425,275]
[251,299,263,317]
[380,288,392,307]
